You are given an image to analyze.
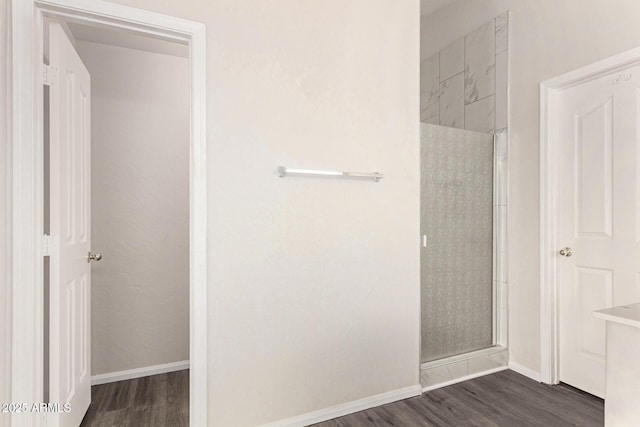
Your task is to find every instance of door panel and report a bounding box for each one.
[558,64,640,398]
[49,21,91,427]
[575,267,611,358]
[576,98,613,238]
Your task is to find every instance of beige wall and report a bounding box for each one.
[103,1,420,425]
[74,41,190,375]
[422,0,640,375]
[1,0,10,426]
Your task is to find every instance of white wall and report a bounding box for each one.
[100,0,420,425]
[207,3,420,424]
[0,0,10,426]
[422,0,640,376]
[74,40,190,375]
[1,1,419,425]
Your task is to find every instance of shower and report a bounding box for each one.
[420,124,508,387]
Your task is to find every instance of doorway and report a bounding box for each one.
[541,47,640,397]
[43,19,191,425]
[10,1,207,426]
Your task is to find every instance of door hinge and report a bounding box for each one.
[43,234,52,256]
[422,234,427,248]
[43,64,57,86]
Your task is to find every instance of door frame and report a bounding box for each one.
[10,1,207,426]
[539,46,640,385]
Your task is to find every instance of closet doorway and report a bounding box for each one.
[11,2,207,426]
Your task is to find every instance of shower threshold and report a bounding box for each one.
[420,345,508,392]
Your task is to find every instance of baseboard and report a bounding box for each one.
[508,361,541,382]
[422,366,508,392]
[260,384,422,427]
[91,360,190,385]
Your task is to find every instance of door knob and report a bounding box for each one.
[559,247,573,257]
[88,251,102,262]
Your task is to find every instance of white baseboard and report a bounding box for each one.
[260,384,422,427]
[91,360,190,385]
[508,361,541,382]
[422,366,508,392]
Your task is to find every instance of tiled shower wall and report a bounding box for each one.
[420,12,508,133]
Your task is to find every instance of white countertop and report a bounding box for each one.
[594,303,640,329]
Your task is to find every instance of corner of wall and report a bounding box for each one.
[508,360,541,383]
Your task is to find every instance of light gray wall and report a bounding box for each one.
[421,0,640,376]
[1,0,10,426]
[74,40,190,375]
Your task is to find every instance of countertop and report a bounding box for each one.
[594,303,640,329]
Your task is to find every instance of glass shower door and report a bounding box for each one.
[420,124,494,363]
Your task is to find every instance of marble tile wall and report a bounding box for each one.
[420,12,508,134]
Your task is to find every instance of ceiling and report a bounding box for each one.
[66,2,454,54]
[67,22,188,58]
[420,0,457,16]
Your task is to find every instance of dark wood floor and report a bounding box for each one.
[80,369,603,426]
[80,369,188,427]
[314,370,603,427]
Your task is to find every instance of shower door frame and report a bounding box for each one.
[420,127,509,371]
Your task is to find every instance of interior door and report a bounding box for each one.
[557,63,640,398]
[48,21,92,427]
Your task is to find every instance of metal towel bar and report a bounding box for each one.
[277,166,383,182]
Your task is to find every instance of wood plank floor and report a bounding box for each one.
[80,369,603,426]
[80,369,188,427]
[314,370,603,427]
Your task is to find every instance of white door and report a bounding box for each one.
[557,63,640,398]
[48,22,92,427]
